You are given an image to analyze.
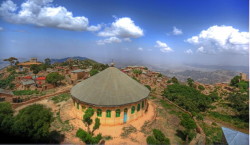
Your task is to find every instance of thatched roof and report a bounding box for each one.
[71,67,150,107]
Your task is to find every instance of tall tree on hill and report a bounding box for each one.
[171,76,179,84]
[83,108,100,135]
[30,64,41,86]
[44,58,51,66]
[187,78,194,87]
[4,57,18,66]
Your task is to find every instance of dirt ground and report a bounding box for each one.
[14,96,157,145]
[60,99,157,145]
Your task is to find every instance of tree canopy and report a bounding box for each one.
[163,83,212,113]
[46,72,64,86]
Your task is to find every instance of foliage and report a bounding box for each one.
[51,93,70,104]
[83,108,100,135]
[227,92,249,122]
[196,114,204,121]
[133,69,142,75]
[30,64,41,75]
[13,90,39,96]
[76,128,102,144]
[0,73,15,89]
[208,91,219,101]
[90,69,99,76]
[146,129,170,145]
[200,123,223,144]
[230,75,241,86]
[12,104,53,141]
[209,111,248,128]
[198,85,205,91]
[44,58,51,66]
[0,102,13,127]
[158,73,163,77]
[187,78,194,87]
[145,85,151,91]
[181,114,196,130]
[46,72,64,86]
[4,57,18,66]
[163,83,212,113]
[230,75,249,92]
[171,77,179,84]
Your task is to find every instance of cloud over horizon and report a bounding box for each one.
[97,17,143,45]
[0,0,100,31]
[172,26,183,35]
[155,40,173,53]
[186,25,249,54]
[184,49,193,54]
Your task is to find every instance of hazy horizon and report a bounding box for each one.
[0,0,249,68]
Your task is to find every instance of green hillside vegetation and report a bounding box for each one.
[163,83,213,113]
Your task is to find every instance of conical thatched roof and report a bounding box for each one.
[71,67,150,107]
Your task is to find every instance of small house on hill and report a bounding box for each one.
[0,88,13,102]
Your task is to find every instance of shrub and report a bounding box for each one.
[145,85,151,91]
[133,69,142,75]
[90,69,99,76]
[146,136,158,144]
[13,90,39,96]
[76,128,102,144]
[153,129,165,142]
[147,129,170,145]
[196,114,204,121]
[198,85,205,91]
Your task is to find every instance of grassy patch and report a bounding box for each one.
[200,122,223,144]
[13,90,39,96]
[208,111,248,128]
[120,125,137,138]
[51,111,73,132]
[51,93,70,104]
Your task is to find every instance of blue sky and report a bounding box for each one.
[0,0,248,67]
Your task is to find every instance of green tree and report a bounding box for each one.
[133,69,142,75]
[146,129,170,145]
[30,64,42,86]
[180,114,197,142]
[12,104,53,141]
[187,78,194,87]
[198,85,205,91]
[230,75,241,87]
[90,69,99,76]
[46,72,64,86]
[44,58,51,66]
[4,57,18,66]
[83,108,99,134]
[92,118,100,135]
[171,76,179,84]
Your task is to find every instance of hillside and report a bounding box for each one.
[161,70,240,84]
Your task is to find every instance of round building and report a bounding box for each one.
[70,66,150,125]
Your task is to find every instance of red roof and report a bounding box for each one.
[23,76,32,79]
[36,77,46,80]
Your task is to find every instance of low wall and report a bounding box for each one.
[11,89,70,109]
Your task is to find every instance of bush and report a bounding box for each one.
[196,114,204,121]
[146,136,159,144]
[76,128,102,144]
[90,69,99,76]
[13,90,39,96]
[181,114,196,130]
[145,85,151,91]
[198,85,205,91]
[147,129,170,145]
[133,69,142,75]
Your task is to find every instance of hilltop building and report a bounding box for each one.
[70,66,150,125]
[17,58,42,71]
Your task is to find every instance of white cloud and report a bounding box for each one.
[0,27,3,31]
[197,46,205,53]
[96,37,121,45]
[184,49,193,54]
[173,26,183,35]
[0,0,100,31]
[155,40,173,53]
[186,25,249,54]
[138,47,143,51]
[98,17,144,38]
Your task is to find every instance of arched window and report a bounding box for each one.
[131,106,135,114]
[137,104,140,111]
[106,110,111,118]
[82,105,86,111]
[116,109,120,117]
[142,101,144,108]
[77,103,79,109]
[97,109,102,117]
